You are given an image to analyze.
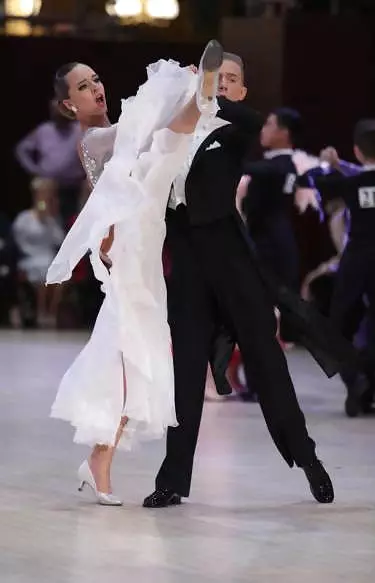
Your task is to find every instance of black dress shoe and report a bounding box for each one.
[143,489,182,508]
[303,459,334,504]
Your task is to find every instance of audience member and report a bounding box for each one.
[15,100,85,231]
[13,178,64,328]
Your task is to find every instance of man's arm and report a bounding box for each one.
[296,169,350,204]
[337,160,362,177]
[314,172,352,201]
[293,149,355,213]
[15,127,41,175]
[217,96,264,136]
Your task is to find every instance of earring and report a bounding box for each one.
[71,105,78,114]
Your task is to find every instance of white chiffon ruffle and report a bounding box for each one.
[47,60,199,450]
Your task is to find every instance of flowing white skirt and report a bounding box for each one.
[47,60,199,450]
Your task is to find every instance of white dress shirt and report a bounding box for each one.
[169,117,231,209]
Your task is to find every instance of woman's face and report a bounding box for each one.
[63,64,107,119]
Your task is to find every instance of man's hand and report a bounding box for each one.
[187,65,198,74]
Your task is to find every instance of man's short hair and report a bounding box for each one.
[354,119,375,159]
[222,52,245,82]
[271,107,303,147]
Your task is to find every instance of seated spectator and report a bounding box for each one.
[13,178,64,328]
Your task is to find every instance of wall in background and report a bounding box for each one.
[3,15,375,271]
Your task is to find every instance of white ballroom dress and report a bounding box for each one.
[47,60,212,450]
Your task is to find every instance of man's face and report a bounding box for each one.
[218,59,247,102]
[260,114,288,149]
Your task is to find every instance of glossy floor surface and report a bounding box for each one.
[0,331,374,583]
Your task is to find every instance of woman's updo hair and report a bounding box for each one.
[54,62,80,120]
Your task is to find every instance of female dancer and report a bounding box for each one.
[47,41,223,505]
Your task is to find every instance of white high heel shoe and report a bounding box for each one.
[196,39,224,114]
[78,461,123,506]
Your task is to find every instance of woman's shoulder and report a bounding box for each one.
[80,125,117,155]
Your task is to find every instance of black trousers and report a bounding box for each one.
[331,244,375,384]
[156,209,316,497]
[254,225,300,343]
[209,323,235,395]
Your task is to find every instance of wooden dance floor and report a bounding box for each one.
[0,331,374,583]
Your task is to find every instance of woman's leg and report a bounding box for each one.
[168,94,202,135]
[88,416,128,494]
[88,362,128,494]
[168,40,223,135]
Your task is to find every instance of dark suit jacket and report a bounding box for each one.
[243,154,299,287]
[185,97,263,225]
[307,169,375,248]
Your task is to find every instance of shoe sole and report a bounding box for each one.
[201,40,224,100]
[202,40,224,72]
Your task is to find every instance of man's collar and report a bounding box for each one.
[264,148,294,159]
[197,116,231,133]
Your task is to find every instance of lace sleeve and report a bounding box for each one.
[80,125,117,187]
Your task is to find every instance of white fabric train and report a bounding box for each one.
[47,60,208,449]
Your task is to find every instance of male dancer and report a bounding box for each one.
[241,107,304,344]
[243,108,302,289]
[143,53,334,508]
[296,120,375,417]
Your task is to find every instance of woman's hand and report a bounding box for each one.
[320,146,340,169]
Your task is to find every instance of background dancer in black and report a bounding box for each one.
[240,107,304,344]
[296,120,375,417]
